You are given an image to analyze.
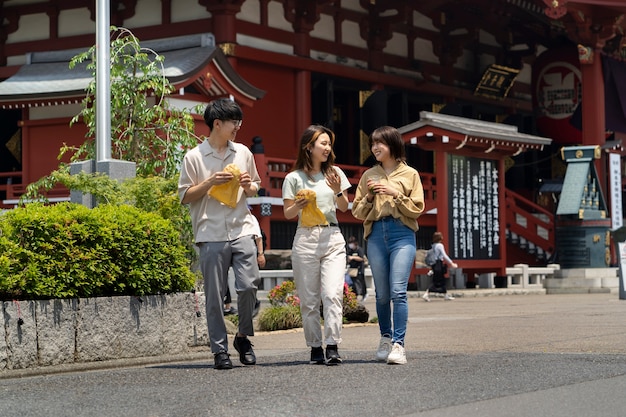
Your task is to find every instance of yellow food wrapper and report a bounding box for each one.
[208,163,241,208]
[295,189,327,227]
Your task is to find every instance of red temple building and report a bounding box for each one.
[1,1,626,287]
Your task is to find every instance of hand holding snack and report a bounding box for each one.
[293,189,311,209]
[212,171,234,185]
[295,189,327,227]
[239,171,253,192]
[295,189,316,202]
[367,175,380,194]
[208,163,241,208]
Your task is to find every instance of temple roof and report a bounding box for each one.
[0,33,265,109]
[399,111,553,156]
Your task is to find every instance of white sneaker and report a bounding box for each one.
[444,294,455,300]
[422,291,430,302]
[375,336,392,361]
[386,342,407,365]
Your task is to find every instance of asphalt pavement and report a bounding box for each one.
[2,291,626,417]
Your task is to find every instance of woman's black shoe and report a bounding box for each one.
[310,346,324,364]
[325,345,342,365]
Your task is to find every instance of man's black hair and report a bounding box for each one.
[203,98,243,129]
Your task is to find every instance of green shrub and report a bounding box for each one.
[225,314,239,327]
[0,235,40,299]
[0,28,199,301]
[22,173,196,266]
[0,202,195,300]
[257,305,302,331]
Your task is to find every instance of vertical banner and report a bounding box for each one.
[448,155,500,260]
[609,153,623,230]
[618,241,626,299]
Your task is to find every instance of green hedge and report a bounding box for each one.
[0,202,196,300]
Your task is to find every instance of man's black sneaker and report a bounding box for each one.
[310,346,325,364]
[213,351,233,370]
[325,345,342,365]
[233,336,256,365]
[223,306,237,316]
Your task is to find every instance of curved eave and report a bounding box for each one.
[399,111,552,156]
[175,50,265,108]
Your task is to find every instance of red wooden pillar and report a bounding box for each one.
[434,149,449,246]
[295,70,311,135]
[258,215,271,249]
[18,114,30,184]
[253,152,269,193]
[203,2,241,44]
[580,50,606,190]
[252,151,270,248]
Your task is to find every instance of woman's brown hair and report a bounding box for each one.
[432,231,443,243]
[368,126,406,162]
[293,125,336,176]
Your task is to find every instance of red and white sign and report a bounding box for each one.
[532,47,583,144]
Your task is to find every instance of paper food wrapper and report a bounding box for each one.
[208,163,241,208]
[295,189,327,227]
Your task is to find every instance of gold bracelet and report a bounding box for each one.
[257,252,264,256]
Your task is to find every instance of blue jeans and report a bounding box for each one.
[366,217,416,345]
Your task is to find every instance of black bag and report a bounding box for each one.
[432,259,447,276]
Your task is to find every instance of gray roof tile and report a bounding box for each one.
[0,33,264,107]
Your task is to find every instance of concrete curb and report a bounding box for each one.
[1,288,548,378]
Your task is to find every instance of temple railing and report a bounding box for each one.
[504,189,555,261]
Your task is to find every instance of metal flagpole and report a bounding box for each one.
[72,0,134,208]
[96,0,111,163]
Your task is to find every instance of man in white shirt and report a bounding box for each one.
[178,98,261,370]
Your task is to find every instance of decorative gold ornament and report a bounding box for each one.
[219,43,236,56]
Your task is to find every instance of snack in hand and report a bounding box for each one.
[208,163,241,208]
[295,189,316,202]
[224,163,241,179]
[295,189,327,227]
[368,175,380,193]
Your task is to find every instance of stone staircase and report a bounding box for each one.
[544,268,619,294]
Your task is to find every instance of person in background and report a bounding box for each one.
[223,289,237,316]
[423,232,458,302]
[352,126,425,365]
[346,236,367,302]
[282,125,351,365]
[251,214,266,317]
[178,98,260,370]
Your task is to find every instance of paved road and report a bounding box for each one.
[2,292,626,417]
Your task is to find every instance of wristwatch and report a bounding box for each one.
[336,192,343,197]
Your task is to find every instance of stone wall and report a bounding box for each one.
[1,293,215,371]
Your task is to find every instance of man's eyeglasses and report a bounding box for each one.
[225,119,242,128]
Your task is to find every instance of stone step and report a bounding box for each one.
[553,268,617,279]
[545,269,619,294]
